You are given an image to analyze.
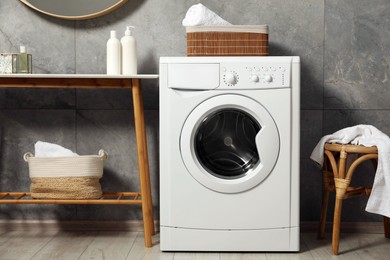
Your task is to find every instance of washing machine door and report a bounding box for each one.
[180,94,280,193]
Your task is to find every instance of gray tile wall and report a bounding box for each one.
[0,0,387,222]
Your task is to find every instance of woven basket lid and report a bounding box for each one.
[186,25,268,34]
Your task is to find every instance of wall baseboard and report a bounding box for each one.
[0,220,160,232]
[0,220,385,234]
[301,221,386,234]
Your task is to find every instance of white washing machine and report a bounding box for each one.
[159,56,300,251]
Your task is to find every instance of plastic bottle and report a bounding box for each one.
[106,30,121,75]
[120,26,137,75]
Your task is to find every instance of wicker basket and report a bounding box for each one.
[23,149,108,200]
[186,25,269,56]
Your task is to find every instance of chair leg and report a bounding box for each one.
[318,157,334,239]
[385,216,390,239]
[332,197,343,255]
[332,177,349,255]
[318,189,330,239]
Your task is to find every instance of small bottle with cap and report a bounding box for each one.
[13,46,32,73]
[106,30,121,75]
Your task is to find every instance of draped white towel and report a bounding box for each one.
[310,125,390,218]
[182,3,231,26]
[35,141,78,157]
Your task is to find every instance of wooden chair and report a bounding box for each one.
[318,143,390,255]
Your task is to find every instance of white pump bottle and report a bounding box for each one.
[106,30,121,75]
[121,26,137,75]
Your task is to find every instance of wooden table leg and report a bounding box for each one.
[385,216,390,239]
[132,78,155,247]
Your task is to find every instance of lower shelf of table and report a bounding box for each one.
[0,192,142,205]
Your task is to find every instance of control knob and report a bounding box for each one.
[225,72,238,85]
[264,75,273,83]
[250,75,259,83]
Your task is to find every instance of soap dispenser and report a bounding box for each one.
[120,26,137,75]
[13,46,32,73]
[106,30,121,75]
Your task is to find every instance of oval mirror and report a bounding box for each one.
[20,0,128,20]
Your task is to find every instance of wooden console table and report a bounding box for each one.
[0,74,158,247]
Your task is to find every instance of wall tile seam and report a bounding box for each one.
[322,108,390,111]
[0,109,159,111]
[301,108,326,111]
[302,108,390,111]
[322,0,326,139]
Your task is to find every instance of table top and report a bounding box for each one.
[0,74,159,79]
[0,74,159,89]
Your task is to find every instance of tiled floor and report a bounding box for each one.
[0,231,389,259]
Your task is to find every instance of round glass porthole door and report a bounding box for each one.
[180,94,280,193]
[194,109,261,179]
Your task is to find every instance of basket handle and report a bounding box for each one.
[23,152,34,162]
[98,149,108,160]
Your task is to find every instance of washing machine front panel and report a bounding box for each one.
[180,94,280,194]
[160,57,300,250]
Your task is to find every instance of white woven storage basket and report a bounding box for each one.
[23,149,108,200]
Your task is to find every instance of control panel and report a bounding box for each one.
[220,62,291,89]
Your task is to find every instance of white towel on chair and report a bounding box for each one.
[310,124,390,218]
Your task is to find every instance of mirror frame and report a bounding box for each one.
[20,0,128,20]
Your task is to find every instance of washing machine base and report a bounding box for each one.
[160,226,299,252]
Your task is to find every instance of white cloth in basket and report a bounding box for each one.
[182,3,231,26]
[35,141,78,157]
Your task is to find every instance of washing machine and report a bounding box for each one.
[159,56,300,251]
